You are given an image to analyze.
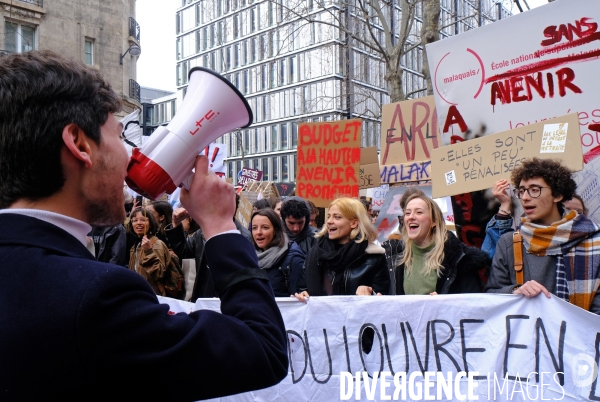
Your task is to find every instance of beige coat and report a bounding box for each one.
[129,236,170,296]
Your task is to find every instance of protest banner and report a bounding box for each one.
[359,147,381,190]
[200,143,227,178]
[120,110,142,157]
[379,160,432,184]
[366,184,389,211]
[426,0,600,219]
[380,96,440,165]
[158,294,600,402]
[297,119,362,207]
[234,193,253,229]
[431,114,583,198]
[238,167,263,187]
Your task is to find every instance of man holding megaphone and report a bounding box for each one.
[0,51,287,401]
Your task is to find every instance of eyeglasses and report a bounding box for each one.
[513,186,550,199]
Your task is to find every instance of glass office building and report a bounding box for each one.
[175,0,510,184]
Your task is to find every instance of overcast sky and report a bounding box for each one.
[136,0,178,92]
[135,0,549,93]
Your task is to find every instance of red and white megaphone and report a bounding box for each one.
[126,67,252,199]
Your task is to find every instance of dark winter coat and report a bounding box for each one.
[89,224,127,267]
[0,213,287,401]
[306,239,390,295]
[383,231,490,295]
[262,242,307,296]
[167,221,252,301]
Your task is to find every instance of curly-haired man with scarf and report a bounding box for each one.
[485,158,600,313]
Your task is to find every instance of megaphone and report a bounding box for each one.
[126,67,252,199]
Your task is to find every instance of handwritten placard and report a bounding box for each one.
[430,114,582,198]
[234,193,253,229]
[367,184,389,211]
[359,147,381,189]
[238,167,263,187]
[297,119,362,208]
[540,123,568,153]
[379,161,432,184]
[380,96,440,165]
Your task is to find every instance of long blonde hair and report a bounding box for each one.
[400,194,447,276]
[315,197,377,244]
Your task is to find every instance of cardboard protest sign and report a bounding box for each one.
[425,0,600,219]
[380,96,440,165]
[379,160,432,184]
[274,182,295,197]
[366,184,389,211]
[296,119,361,208]
[238,167,262,187]
[431,113,582,198]
[199,143,227,178]
[159,294,600,402]
[373,185,433,243]
[234,193,253,229]
[358,147,380,189]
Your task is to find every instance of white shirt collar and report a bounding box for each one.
[0,209,92,249]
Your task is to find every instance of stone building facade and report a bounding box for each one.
[0,0,141,115]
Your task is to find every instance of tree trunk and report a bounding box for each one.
[420,0,441,95]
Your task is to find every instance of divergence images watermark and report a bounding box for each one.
[339,355,599,402]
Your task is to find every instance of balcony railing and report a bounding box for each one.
[129,79,141,103]
[17,0,43,6]
[129,17,140,42]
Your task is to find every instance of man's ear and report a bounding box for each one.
[554,193,564,204]
[62,124,93,168]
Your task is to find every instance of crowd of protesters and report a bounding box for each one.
[4,49,600,402]
[90,155,600,318]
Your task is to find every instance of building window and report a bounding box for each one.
[5,22,36,53]
[84,39,94,65]
[282,155,288,181]
[262,158,269,181]
[272,157,279,182]
[292,122,298,148]
[271,125,278,151]
[250,7,257,32]
[281,123,288,150]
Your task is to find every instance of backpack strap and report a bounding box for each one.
[512,230,524,285]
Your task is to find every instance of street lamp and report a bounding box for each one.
[119,44,141,65]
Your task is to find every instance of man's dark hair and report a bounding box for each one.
[280,198,309,221]
[250,209,286,249]
[307,200,319,217]
[0,50,121,209]
[511,158,576,203]
[253,199,272,210]
[359,199,371,212]
[128,207,159,238]
[149,201,173,235]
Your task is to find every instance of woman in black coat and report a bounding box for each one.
[251,209,306,296]
[297,197,389,301]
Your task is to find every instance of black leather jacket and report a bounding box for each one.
[308,241,390,295]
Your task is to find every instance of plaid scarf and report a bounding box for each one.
[520,211,600,311]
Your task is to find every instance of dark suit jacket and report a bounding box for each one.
[0,213,287,401]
